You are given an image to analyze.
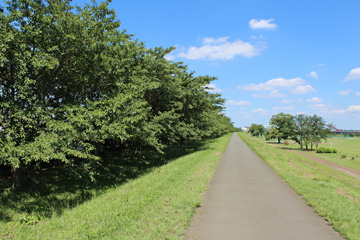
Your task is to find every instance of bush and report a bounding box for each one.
[341,155,346,159]
[316,147,337,153]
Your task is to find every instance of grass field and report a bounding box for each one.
[0,133,232,239]
[278,137,360,171]
[238,132,360,240]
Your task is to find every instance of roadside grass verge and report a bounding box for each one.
[277,138,360,171]
[1,133,232,239]
[238,132,360,240]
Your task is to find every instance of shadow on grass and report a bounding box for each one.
[0,140,213,224]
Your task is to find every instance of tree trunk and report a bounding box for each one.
[11,166,24,188]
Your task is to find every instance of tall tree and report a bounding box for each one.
[0,0,131,187]
[0,0,234,188]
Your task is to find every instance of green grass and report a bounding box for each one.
[0,133,232,239]
[238,132,360,240]
[279,137,360,171]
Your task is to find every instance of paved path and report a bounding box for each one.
[186,133,343,240]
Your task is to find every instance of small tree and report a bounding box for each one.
[248,123,266,137]
[292,114,333,150]
[268,113,295,143]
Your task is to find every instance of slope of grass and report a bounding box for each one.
[1,133,232,239]
[238,133,360,240]
[281,138,360,171]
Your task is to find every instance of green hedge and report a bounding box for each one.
[316,147,337,153]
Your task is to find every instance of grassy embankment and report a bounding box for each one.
[280,137,360,171]
[238,132,360,240]
[1,133,232,239]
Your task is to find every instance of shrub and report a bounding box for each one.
[341,155,346,159]
[316,147,337,153]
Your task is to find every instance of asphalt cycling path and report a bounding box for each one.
[186,133,343,240]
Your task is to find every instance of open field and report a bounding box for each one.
[0,133,232,239]
[238,132,360,240]
[277,137,360,171]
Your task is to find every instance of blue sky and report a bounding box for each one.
[105,0,359,129]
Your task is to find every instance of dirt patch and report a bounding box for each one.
[272,146,360,180]
[337,189,360,204]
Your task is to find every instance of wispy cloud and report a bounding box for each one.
[356,92,360,96]
[226,100,251,106]
[308,104,327,111]
[309,71,318,78]
[291,85,316,94]
[178,37,261,60]
[238,78,305,91]
[249,19,278,29]
[252,90,286,98]
[337,90,352,96]
[238,77,315,97]
[282,99,294,104]
[203,37,229,44]
[306,97,322,103]
[344,67,360,81]
[332,105,360,114]
[272,106,294,111]
[252,108,269,113]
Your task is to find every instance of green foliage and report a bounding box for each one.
[248,123,265,137]
[0,0,234,188]
[316,147,337,153]
[267,113,295,143]
[292,114,333,150]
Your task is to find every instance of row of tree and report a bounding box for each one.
[248,113,333,150]
[0,0,234,188]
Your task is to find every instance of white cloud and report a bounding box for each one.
[308,104,327,111]
[337,90,352,96]
[252,108,269,113]
[291,85,316,94]
[203,36,229,44]
[356,92,360,96]
[318,63,325,67]
[164,54,175,61]
[332,105,360,114]
[344,67,360,81]
[309,71,318,78]
[249,19,278,29]
[282,99,294,104]
[238,83,274,91]
[306,97,322,103]
[178,37,259,60]
[204,83,222,93]
[227,100,251,106]
[238,77,305,91]
[250,35,264,40]
[272,106,294,111]
[348,105,360,112]
[252,90,286,98]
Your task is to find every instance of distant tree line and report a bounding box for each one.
[248,113,333,150]
[0,0,234,188]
